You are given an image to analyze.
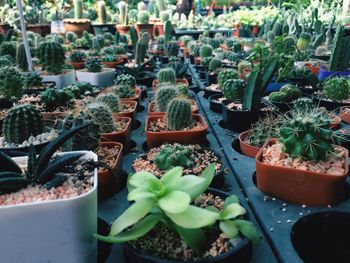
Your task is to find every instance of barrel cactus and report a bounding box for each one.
[113,84,135,99]
[66,31,77,43]
[38,41,65,75]
[218,68,239,89]
[199,44,213,58]
[2,104,44,144]
[323,77,349,101]
[166,98,192,130]
[155,85,179,112]
[165,41,180,57]
[0,66,24,98]
[208,58,222,72]
[223,79,247,101]
[96,93,121,112]
[86,103,116,133]
[158,68,176,84]
[86,57,102,72]
[137,10,149,24]
[115,74,136,87]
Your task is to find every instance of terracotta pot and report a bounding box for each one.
[256,139,349,206]
[63,19,91,37]
[118,54,128,63]
[194,57,201,65]
[220,44,229,51]
[70,61,85,70]
[152,78,189,90]
[42,111,65,121]
[148,99,198,116]
[252,25,259,36]
[135,23,154,38]
[146,114,208,148]
[239,131,260,158]
[233,24,240,37]
[98,141,123,201]
[339,107,350,124]
[330,115,341,130]
[116,24,130,35]
[120,87,142,103]
[100,117,132,151]
[102,59,124,68]
[305,63,319,75]
[0,24,13,36]
[183,48,190,58]
[115,101,138,121]
[27,24,51,36]
[153,22,164,36]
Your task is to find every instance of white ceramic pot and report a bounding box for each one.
[40,69,76,89]
[76,68,115,87]
[0,151,98,263]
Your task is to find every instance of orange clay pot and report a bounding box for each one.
[102,59,124,68]
[42,112,65,121]
[70,61,85,70]
[152,78,189,90]
[339,107,350,124]
[330,115,341,130]
[120,87,142,104]
[148,99,198,116]
[114,101,138,121]
[100,117,132,151]
[145,114,208,148]
[255,139,349,206]
[239,131,260,158]
[135,23,154,38]
[116,24,130,35]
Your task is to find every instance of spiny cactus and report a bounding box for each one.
[296,32,311,51]
[96,93,121,112]
[223,79,247,101]
[329,25,350,72]
[118,1,127,25]
[249,114,282,148]
[293,97,314,111]
[209,39,220,49]
[16,42,28,71]
[69,50,86,62]
[164,20,173,43]
[74,0,83,19]
[0,66,23,98]
[86,102,116,133]
[137,10,149,24]
[38,41,65,75]
[201,57,212,67]
[218,68,239,89]
[155,85,179,112]
[86,57,102,72]
[154,145,194,170]
[23,71,43,89]
[115,74,136,87]
[279,106,337,161]
[97,1,107,24]
[168,57,188,78]
[0,55,12,68]
[112,84,134,99]
[0,41,16,59]
[165,40,179,57]
[268,84,302,103]
[2,104,44,144]
[40,87,74,109]
[158,67,176,84]
[66,31,77,43]
[135,32,150,65]
[323,77,349,101]
[199,44,213,58]
[166,98,192,131]
[208,58,221,72]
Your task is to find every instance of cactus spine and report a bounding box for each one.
[158,68,176,84]
[74,0,83,19]
[16,42,28,71]
[329,25,350,72]
[86,103,116,133]
[96,93,121,112]
[2,104,44,144]
[38,41,65,75]
[97,1,107,24]
[135,32,150,65]
[155,85,178,112]
[166,98,192,131]
[323,77,349,101]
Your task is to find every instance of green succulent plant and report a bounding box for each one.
[0,66,23,98]
[166,98,192,131]
[154,145,194,170]
[96,93,121,113]
[223,79,247,101]
[217,69,239,89]
[115,74,136,87]
[268,84,302,103]
[86,57,102,73]
[249,114,282,148]
[112,85,135,99]
[323,77,349,101]
[86,102,116,133]
[155,84,179,112]
[69,50,86,63]
[23,71,43,89]
[40,87,74,109]
[158,68,176,84]
[38,41,65,75]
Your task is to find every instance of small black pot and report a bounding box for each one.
[184,73,193,86]
[209,94,225,113]
[189,84,200,94]
[161,56,169,64]
[299,85,316,95]
[208,72,217,85]
[92,24,116,35]
[269,100,294,113]
[199,70,207,80]
[312,95,350,111]
[190,55,195,64]
[136,71,155,87]
[202,87,223,99]
[123,188,253,263]
[0,97,14,109]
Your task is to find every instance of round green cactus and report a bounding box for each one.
[154,145,194,170]
[96,93,121,112]
[209,39,220,49]
[155,85,179,112]
[217,68,239,89]
[86,57,102,73]
[323,77,349,101]
[158,68,176,84]
[268,84,302,103]
[223,79,247,101]
[66,31,77,43]
[2,104,44,144]
[165,41,180,57]
[137,10,149,24]
[38,41,65,75]
[199,44,213,58]
[297,32,312,51]
[0,66,24,98]
[115,74,136,87]
[293,97,314,110]
[86,102,116,133]
[166,98,192,131]
[0,42,16,59]
[208,58,222,72]
[112,84,135,99]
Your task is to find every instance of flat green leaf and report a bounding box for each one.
[220,203,246,220]
[223,195,239,208]
[110,198,156,236]
[219,220,239,239]
[160,166,183,187]
[128,187,156,201]
[173,225,206,253]
[173,175,205,192]
[128,171,158,188]
[166,205,219,228]
[95,214,161,243]
[234,219,260,244]
[158,191,190,214]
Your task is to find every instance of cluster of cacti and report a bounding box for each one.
[217,68,239,89]
[113,85,134,99]
[223,79,247,101]
[56,112,100,151]
[96,93,121,112]
[135,32,150,65]
[268,84,302,103]
[154,145,194,170]
[16,42,28,71]
[155,84,179,112]
[41,87,74,109]
[2,104,44,144]
[86,57,102,72]
[97,1,107,24]
[115,74,136,87]
[0,66,23,98]
[199,44,213,58]
[329,25,350,72]
[165,41,179,57]
[208,58,222,73]
[158,67,176,84]
[63,82,93,98]
[86,102,116,133]
[118,1,127,26]
[69,50,86,62]
[23,71,42,89]
[66,31,77,43]
[166,98,192,130]
[0,41,16,59]
[323,77,349,101]
[0,55,12,68]
[137,11,149,24]
[249,114,282,148]
[279,106,337,161]
[38,41,65,75]
[74,0,83,19]
[296,32,312,51]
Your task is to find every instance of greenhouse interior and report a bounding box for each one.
[1,0,350,262]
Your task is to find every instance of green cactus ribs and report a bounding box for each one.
[155,84,179,112]
[86,102,117,133]
[154,145,194,170]
[158,67,176,84]
[166,98,192,131]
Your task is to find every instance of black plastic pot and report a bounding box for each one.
[209,94,225,113]
[161,56,169,64]
[202,87,223,99]
[190,55,195,64]
[123,188,253,263]
[189,84,200,94]
[299,85,316,95]
[92,24,116,35]
[0,97,14,109]
[199,70,207,80]
[98,218,113,263]
[136,71,155,87]
[208,72,217,85]
[312,95,350,111]
[184,73,193,86]
[269,100,293,113]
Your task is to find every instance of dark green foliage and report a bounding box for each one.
[2,104,44,144]
[155,85,178,112]
[167,57,188,78]
[158,67,176,84]
[113,85,134,99]
[86,102,117,133]
[66,31,78,43]
[323,77,349,101]
[38,41,65,75]
[209,39,220,49]
[223,79,247,101]
[166,98,192,131]
[40,87,74,109]
[96,93,121,112]
[289,67,319,88]
[208,58,221,73]
[0,55,13,68]
[165,40,179,57]
[201,57,211,67]
[23,71,43,89]
[199,44,213,58]
[268,84,302,103]
[115,74,136,87]
[232,42,242,53]
[69,50,86,62]
[154,145,194,170]
[0,66,24,98]
[0,42,16,59]
[293,97,314,111]
[16,43,28,71]
[217,69,239,89]
[329,25,350,72]
[63,82,94,98]
[86,57,102,72]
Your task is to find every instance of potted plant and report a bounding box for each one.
[91,1,116,35]
[339,106,350,124]
[146,98,208,148]
[0,65,24,108]
[95,165,259,262]
[135,10,154,38]
[0,125,98,262]
[267,84,302,112]
[76,57,115,87]
[63,0,91,37]
[0,5,17,36]
[116,1,130,34]
[113,74,142,103]
[256,106,349,206]
[25,5,51,36]
[38,41,75,89]
[101,54,122,68]
[69,50,86,70]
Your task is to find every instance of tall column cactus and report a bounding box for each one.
[74,0,83,20]
[135,32,150,65]
[156,0,167,12]
[329,25,350,72]
[16,42,28,71]
[118,1,127,26]
[38,41,65,75]
[97,1,107,24]
[166,98,192,130]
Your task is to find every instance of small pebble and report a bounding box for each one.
[287,219,292,223]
